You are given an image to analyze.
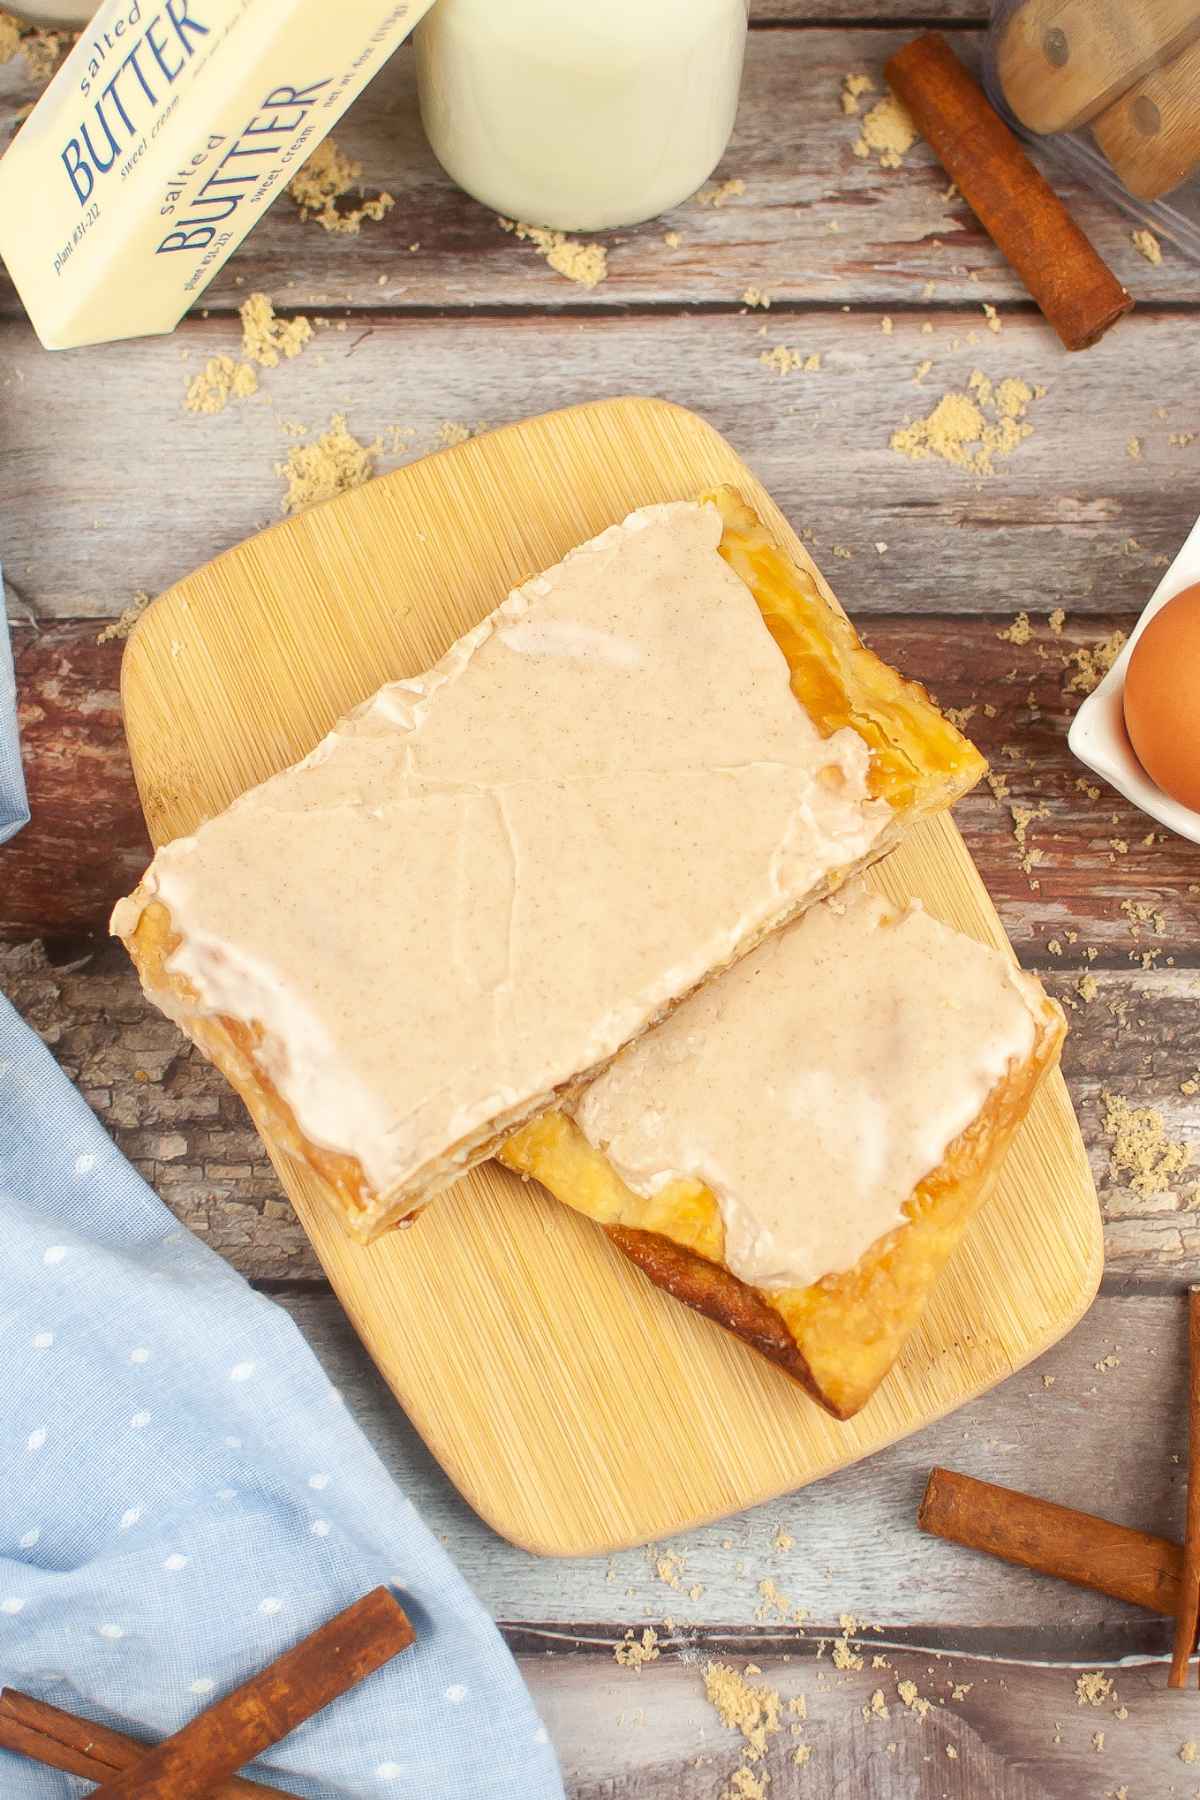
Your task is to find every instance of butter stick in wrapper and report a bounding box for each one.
[0,0,438,350]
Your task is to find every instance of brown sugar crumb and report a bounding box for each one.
[655,1551,685,1591]
[664,230,682,247]
[703,1661,782,1759]
[831,1617,864,1672]
[891,374,1039,478]
[1076,1672,1114,1708]
[1171,431,1196,448]
[1094,1351,1121,1372]
[897,1678,931,1719]
[881,316,894,334]
[754,1578,808,1626]
[983,302,1002,334]
[1067,628,1127,695]
[437,421,472,448]
[615,1627,660,1669]
[1010,800,1048,877]
[695,177,746,207]
[1132,228,1163,265]
[1181,1741,1198,1763]
[1102,1092,1192,1195]
[998,612,1032,645]
[498,217,608,288]
[841,72,876,116]
[96,592,152,644]
[288,139,395,235]
[773,1527,795,1552]
[276,413,377,515]
[1093,1731,1106,1751]
[946,1746,958,1759]
[240,292,312,369]
[1076,973,1100,1004]
[944,705,975,730]
[184,355,259,416]
[863,1688,888,1720]
[722,1769,768,1800]
[759,346,821,376]
[1048,607,1066,636]
[742,287,772,309]
[0,12,72,82]
[913,358,933,383]
[854,95,918,169]
[1181,1072,1200,1096]
[1127,437,1142,461]
[793,1744,813,1766]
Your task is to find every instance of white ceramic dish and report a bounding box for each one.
[1068,511,1200,846]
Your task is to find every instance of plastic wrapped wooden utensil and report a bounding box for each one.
[985,0,1200,261]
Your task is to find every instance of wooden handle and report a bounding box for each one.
[89,1588,415,1800]
[919,1467,1184,1615]
[0,1689,296,1797]
[1092,34,1200,199]
[995,0,1200,134]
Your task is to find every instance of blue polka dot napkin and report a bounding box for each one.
[0,595,563,1798]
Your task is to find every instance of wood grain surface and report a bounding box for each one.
[2,0,1197,1787]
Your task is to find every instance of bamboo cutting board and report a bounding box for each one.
[121,397,1103,1556]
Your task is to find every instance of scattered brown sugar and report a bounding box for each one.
[1048,607,1066,636]
[703,1662,782,1759]
[1102,1092,1192,1195]
[240,292,313,369]
[841,72,876,116]
[1010,801,1048,877]
[498,217,608,288]
[0,11,18,60]
[890,374,1039,477]
[881,316,894,334]
[437,421,472,448]
[1093,1731,1105,1751]
[96,593,152,644]
[0,11,72,82]
[276,413,378,515]
[897,1678,931,1719]
[944,705,975,730]
[1095,1351,1121,1372]
[722,1770,767,1800]
[754,1578,808,1625]
[1132,228,1163,265]
[1066,628,1127,695]
[1181,1741,1198,1763]
[854,95,918,169]
[655,1550,685,1591]
[1171,431,1196,448]
[695,177,746,207]
[1077,1672,1115,1708]
[1076,973,1100,1004]
[1127,437,1142,460]
[615,1627,660,1669]
[1182,1072,1200,1096]
[288,139,395,235]
[863,1688,888,1720]
[742,287,772,309]
[983,303,1002,334]
[184,355,260,416]
[998,612,1032,645]
[772,1528,795,1552]
[831,1622,864,1671]
[759,346,821,376]
[664,230,682,247]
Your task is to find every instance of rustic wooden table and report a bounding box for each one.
[4,4,1200,1795]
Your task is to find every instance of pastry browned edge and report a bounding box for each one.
[501,985,1064,1420]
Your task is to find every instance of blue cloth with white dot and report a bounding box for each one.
[0,599,563,1796]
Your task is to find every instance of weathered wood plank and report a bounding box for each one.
[528,1649,1178,1800]
[273,1287,1183,1659]
[8,614,1200,952]
[0,31,1188,319]
[3,311,1195,624]
[4,943,1197,1283]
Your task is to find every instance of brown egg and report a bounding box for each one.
[1123,581,1200,814]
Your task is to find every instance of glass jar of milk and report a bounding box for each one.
[415,0,749,232]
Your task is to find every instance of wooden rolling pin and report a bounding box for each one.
[995,0,1200,133]
[1092,33,1200,198]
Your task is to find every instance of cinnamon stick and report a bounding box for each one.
[884,31,1133,351]
[919,1467,1183,1615]
[89,1587,415,1800]
[1169,1286,1200,1686]
[0,1689,295,1796]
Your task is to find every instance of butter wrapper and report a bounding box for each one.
[0,0,436,350]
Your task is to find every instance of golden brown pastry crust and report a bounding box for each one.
[115,488,986,1244]
[501,992,1065,1420]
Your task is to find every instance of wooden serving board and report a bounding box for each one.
[121,397,1103,1557]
